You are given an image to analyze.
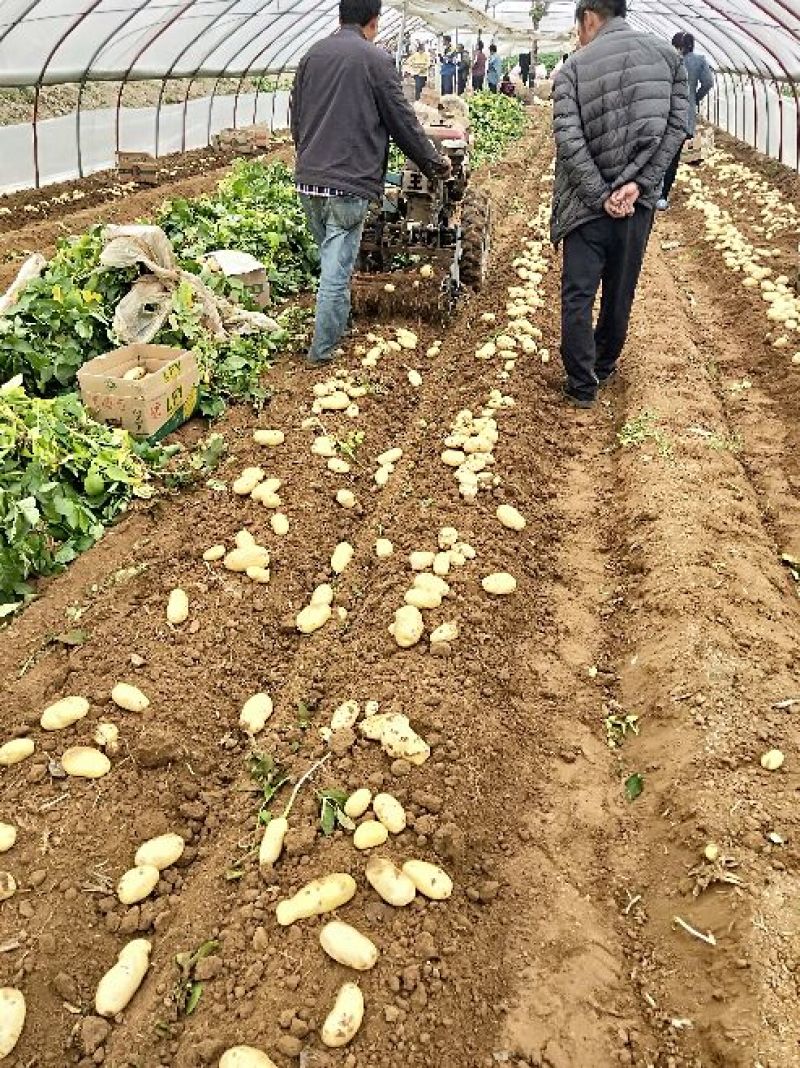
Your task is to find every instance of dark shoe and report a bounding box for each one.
[562,384,595,409]
[597,368,618,388]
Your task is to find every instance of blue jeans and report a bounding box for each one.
[441,69,455,95]
[300,193,369,364]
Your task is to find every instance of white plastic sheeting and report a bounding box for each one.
[0,92,290,193]
[0,0,797,183]
[1,0,798,84]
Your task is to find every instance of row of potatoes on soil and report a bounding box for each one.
[0,199,555,1064]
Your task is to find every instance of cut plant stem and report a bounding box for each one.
[281,752,332,819]
[673,915,717,946]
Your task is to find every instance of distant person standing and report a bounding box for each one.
[472,40,487,91]
[552,0,688,407]
[405,40,430,100]
[519,52,531,85]
[487,44,502,92]
[657,31,714,209]
[457,46,470,94]
[440,36,458,95]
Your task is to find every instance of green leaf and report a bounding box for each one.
[185,982,203,1015]
[320,798,337,837]
[53,628,87,646]
[625,773,644,801]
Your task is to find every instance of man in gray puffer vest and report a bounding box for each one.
[552,0,689,407]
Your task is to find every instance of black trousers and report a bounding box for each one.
[561,207,654,401]
[661,138,687,202]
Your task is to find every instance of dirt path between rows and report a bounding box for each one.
[1,117,799,1068]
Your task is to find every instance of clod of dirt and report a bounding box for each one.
[277,1033,305,1057]
[79,1016,111,1055]
[132,734,185,768]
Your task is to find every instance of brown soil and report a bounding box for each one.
[0,80,283,127]
[0,138,294,273]
[1,115,799,1068]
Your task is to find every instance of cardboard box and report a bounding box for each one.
[212,127,259,154]
[116,151,159,185]
[206,249,271,309]
[77,345,199,440]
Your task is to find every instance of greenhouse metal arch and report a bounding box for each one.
[0,0,798,192]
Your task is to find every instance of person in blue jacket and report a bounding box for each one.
[658,31,714,209]
[440,36,458,95]
[487,44,502,93]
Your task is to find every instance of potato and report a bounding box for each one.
[414,573,449,596]
[353,820,389,850]
[336,489,356,509]
[360,712,430,765]
[404,587,442,610]
[251,484,282,509]
[365,857,417,906]
[224,546,269,573]
[271,513,290,537]
[220,1048,279,1068]
[431,622,459,644]
[482,572,517,596]
[760,749,784,771]
[259,816,288,867]
[344,788,372,820]
[117,864,160,905]
[40,695,90,731]
[402,859,453,900]
[377,448,403,466]
[93,722,119,752]
[321,982,364,1048]
[166,588,189,625]
[0,872,16,902]
[0,824,16,854]
[374,466,391,488]
[239,693,273,734]
[331,542,354,574]
[375,539,394,559]
[0,989,25,1058]
[438,526,459,549]
[0,738,34,767]
[320,921,378,970]
[497,504,526,531]
[312,436,337,458]
[391,605,424,648]
[135,833,185,870]
[373,793,406,834]
[396,328,418,350]
[253,429,284,447]
[433,552,451,577]
[203,544,225,562]
[95,939,151,1017]
[112,683,150,713]
[328,457,351,474]
[246,566,271,584]
[316,391,350,412]
[62,746,111,779]
[233,467,265,495]
[296,602,332,635]
[312,583,334,606]
[409,551,435,571]
[408,369,423,388]
[331,700,360,732]
[276,873,357,926]
[441,449,466,467]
